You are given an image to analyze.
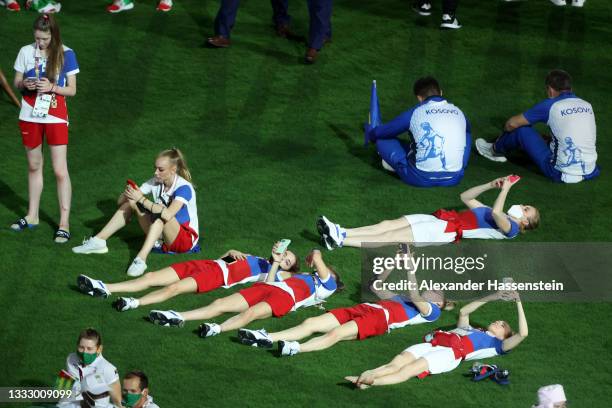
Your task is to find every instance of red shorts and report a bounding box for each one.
[238,283,294,317]
[19,120,68,148]
[162,223,198,253]
[171,260,224,293]
[329,304,389,340]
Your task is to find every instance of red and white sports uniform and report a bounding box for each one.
[57,353,118,408]
[14,43,79,148]
[171,255,281,293]
[139,175,199,253]
[239,272,337,317]
[405,206,520,246]
[329,296,441,340]
[404,326,506,374]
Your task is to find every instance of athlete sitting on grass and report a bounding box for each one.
[345,290,528,389]
[149,249,342,341]
[318,176,539,249]
[72,148,199,277]
[238,245,454,356]
[76,242,299,312]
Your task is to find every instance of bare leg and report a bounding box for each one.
[219,302,273,333]
[345,351,418,386]
[363,358,429,387]
[299,320,359,353]
[136,218,163,261]
[49,145,71,230]
[343,226,414,248]
[25,146,43,224]
[344,218,409,237]
[96,201,133,240]
[180,293,249,321]
[137,277,198,306]
[106,268,180,293]
[269,313,340,342]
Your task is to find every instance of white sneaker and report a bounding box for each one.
[550,0,567,6]
[278,340,300,356]
[238,328,273,348]
[36,1,62,13]
[113,297,139,312]
[199,322,221,338]
[571,0,585,7]
[440,14,462,29]
[381,159,395,173]
[149,310,185,327]
[77,274,111,298]
[475,138,508,162]
[72,236,108,254]
[127,257,147,277]
[317,216,344,248]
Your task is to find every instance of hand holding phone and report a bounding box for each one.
[508,175,521,184]
[275,239,291,254]
[126,179,139,189]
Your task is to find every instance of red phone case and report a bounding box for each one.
[126,179,138,189]
[508,175,521,184]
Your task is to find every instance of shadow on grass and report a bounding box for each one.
[328,123,380,171]
[0,180,57,229]
[300,228,320,245]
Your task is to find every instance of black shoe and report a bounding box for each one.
[412,2,432,16]
[112,298,126,312]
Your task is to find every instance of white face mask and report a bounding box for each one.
[507,204,524,220]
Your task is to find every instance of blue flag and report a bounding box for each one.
[369,80,382,127]
[365,80,382,146]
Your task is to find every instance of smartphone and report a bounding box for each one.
[275,239,291,254]
[221,255,236,264]
[26,77,38,82]
[400,243,409,254]
[508,175,521,184]
[126,179,138,189]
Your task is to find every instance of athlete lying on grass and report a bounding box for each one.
[76,242,299,311]
[149,249,343,340]
[238,245,454,356]
[318,176,539,249]
[345,290,528,389]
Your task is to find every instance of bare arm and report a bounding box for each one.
[502,294,528,352]
[219,249,249,260]
[369,266,397,300]
[108,380,122,407]
[504,113,530,132]
[491,178,515,234]
[308,250,331,280]
[457,292,501,328]
[14,71,37,92]
[460,180,501,209]
[265,242,284,283]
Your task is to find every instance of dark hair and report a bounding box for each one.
[545,70,572,92]
[413,76,441,98]
[327,266,345,292]
[33,14,63,84]
[268,253,300,273]
[77,328,101,347]
[124,371,149,391]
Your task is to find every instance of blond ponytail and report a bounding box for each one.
[158,148,193,184]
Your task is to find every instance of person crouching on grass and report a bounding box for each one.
[148,249,343,343]
[345,290,528,389]
[238,245,454,356]
[72,148,199,277]
[76,242,299,312]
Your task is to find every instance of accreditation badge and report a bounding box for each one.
[32,93,52,117]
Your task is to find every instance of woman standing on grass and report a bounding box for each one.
[10,13,79,243]
[72,148,199,277]
[318,176,540,249]
[345,290,528,389]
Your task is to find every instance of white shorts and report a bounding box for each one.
[404,214,456,246]
[403,342,462,374]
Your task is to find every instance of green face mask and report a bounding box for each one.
[123,393,142,407]
[78,351,98,365]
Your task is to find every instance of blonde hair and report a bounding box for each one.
[520,207,541,233]
[33,14,64,84]
[158,148,193,183]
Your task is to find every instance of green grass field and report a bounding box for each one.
[1,1,612,407]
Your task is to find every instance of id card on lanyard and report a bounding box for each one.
[30,44,57,118]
